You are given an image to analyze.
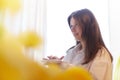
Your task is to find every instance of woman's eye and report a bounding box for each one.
[69,24,78,29]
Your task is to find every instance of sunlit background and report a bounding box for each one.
[2,0,120,79]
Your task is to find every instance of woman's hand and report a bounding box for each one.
[42,56,74,70]
[43,56,64,60]
[42,56,64,66]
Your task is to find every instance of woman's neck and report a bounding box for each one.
[79,40,86,50]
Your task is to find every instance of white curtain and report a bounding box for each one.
[3,0,46,62]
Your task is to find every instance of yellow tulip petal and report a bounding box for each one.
[0,24,6,38]
[0,0,7,10]
[0,0,21,14]
[0,27,48,80]
[18,30,43,48]
[55,66,93,80]
[114,56,120,80]
[7,0,21,14]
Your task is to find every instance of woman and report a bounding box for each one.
[44,9,113,80]
[63,8,113,80]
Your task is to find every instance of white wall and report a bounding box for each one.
[109,0,120,60]
[109,0,120,76]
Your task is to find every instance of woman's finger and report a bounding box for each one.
[60,56,64,60]
[47,56,53,59]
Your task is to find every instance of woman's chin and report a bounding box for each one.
[75,38,81,41]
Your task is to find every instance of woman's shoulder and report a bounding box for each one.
[95,47,111,62]
[89,47,113,80]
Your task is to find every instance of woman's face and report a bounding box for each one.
[70,17,82,41]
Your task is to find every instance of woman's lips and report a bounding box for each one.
[73,33,78,36]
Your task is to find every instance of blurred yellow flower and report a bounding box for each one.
[17,30,43,48]
[0,38,49,80]
[114,56,120,80]
[7,0,21,14]
[0,24,6,38]
[0,0,7,11]
[0,23,93,80]
[45,64,63,80]
[54,66,93,80]
[0,0,21,14]
[0,26,49,80]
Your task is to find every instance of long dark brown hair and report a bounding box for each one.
[67,8,113,64]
